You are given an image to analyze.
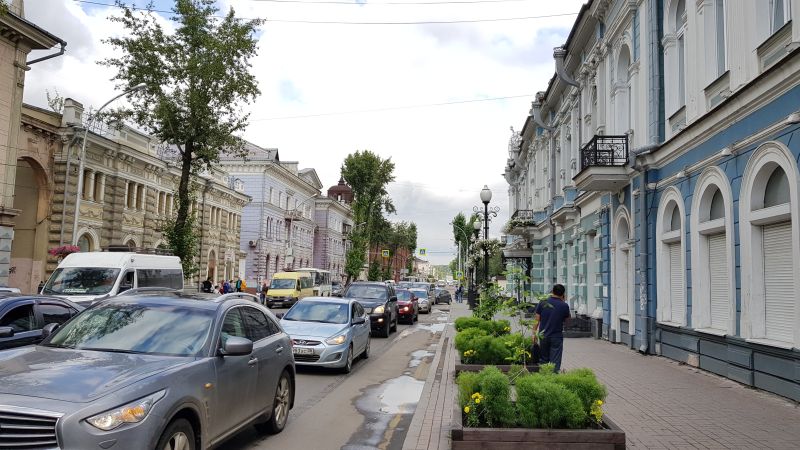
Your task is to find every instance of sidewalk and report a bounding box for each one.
[403,305,800,450]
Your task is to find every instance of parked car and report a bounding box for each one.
[342,281,398,338]
[266,271,314,308]
[0,294,84,350]
[0,291,295,450]
[40,251,183,306]
[278,297,370,373]
[409,288,430,313]
[396,289,419,324]
[331,280,344,297]
[434,288,452,305]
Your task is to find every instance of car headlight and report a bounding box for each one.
[373,305,385,314]
[86,390,165,431]
[325,334,347,345]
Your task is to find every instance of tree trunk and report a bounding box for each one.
[176,141,193,234]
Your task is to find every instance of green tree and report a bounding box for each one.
[368,261,382,281]
[101,0,262,276]
[341,150,396,282]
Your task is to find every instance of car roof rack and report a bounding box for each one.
[115,287,180,296]
[101,246,174,256]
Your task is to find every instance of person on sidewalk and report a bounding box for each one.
[534,284,571,372]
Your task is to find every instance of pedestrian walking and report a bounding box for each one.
[260,279,269,304]
[533,284,571,372]
[234,276,242,292]
[456,285,463,303]
[223,280,231,294]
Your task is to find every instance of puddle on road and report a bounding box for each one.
[344,375,425,450]
[408,350,434,368]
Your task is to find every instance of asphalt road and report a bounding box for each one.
[217,293,454,450]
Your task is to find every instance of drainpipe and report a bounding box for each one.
[27,40,66,66]
[554,46,582,151]
[59,131,82,246]
[257,167,268,284]
[630,144,658,353]
[532,98,558,283]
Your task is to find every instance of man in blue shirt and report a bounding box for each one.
[534,284,571,372]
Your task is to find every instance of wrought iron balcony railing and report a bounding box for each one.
[579,135,628,171]
[511,209,534,221]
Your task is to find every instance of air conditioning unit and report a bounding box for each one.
[248,240,257,248]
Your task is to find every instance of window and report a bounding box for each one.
[77,233,93,253]
[770,0,789,34]
[220,308,247,347]
[715,0,726,76]
[676,0,687,108]
[763,167,789,207]
[39,303,75,325]
[657,189,686,326]
[137,269,183,289]
[0,304,36,332]
[242,307,274,341]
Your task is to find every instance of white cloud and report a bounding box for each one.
[23,0,585,264]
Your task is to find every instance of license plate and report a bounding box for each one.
[292,347,314,355]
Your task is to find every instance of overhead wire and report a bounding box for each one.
[74,1,578,25]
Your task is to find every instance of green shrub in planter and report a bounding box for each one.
[455,317,485,332]
[551,369,607,416]
[471,335,512,365]
[457,371,480,407]
[454,317,511,336]
[500,333,534,364]
[515,375,586,429]
[455,327,488,354]
[478,366,515,427]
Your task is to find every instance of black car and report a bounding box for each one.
[0,294,84,350]
[434,289,452,305]
[342,282,398,338]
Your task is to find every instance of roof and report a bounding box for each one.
[58,252,181,269]
[104,291,259,310]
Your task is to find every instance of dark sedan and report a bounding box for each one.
[434,288,452,305]
[0,292,295,450]
[342,282,398,338]
[0,294,83,350]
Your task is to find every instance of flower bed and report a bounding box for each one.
[454,318,538,374]
[452,366,625,449]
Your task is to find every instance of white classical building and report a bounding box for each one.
[505,0,800,402]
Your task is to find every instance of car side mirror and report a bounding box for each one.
[275,312,285,319]
[220,336,253,356]
[41,323,59,339]
[352,317,366,326]
[0,326,14,338]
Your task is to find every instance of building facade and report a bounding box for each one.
[313,178,354,283]
[505,0,800,401]
[10,99,250,292]
[0,0,63,286]
[220,147,323,288]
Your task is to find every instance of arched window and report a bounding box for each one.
[740,143,799,347]
[612,208,635,341]
[78,233,93,253]
[615,45,632,134]
[657,188,686,326]
[691,169,735,334]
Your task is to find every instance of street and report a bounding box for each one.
[219,299,452,450]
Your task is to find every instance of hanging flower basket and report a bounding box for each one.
[48,245,81,260]
[502,217,535,233]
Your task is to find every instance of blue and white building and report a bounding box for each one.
[504,0,800,401]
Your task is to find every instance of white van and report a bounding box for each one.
[41,252,183,305]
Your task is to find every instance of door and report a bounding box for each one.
[708,234,729,330]
[668,243,685,324]
[241,306,285,416]
[351,302,369,354]
[0,302,39,349]
[763,222,794,342]
[212,307,258,439]
[36,301,78,328]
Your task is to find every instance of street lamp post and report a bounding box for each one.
[474,185,499,284]
[72,83,147,246]
[467,220,481,309]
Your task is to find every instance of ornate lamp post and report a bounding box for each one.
[474,185,499,284]
[468,220,481,309]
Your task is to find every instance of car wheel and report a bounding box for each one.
[382,321,391,338]
[342,344,354,373]
[391,315,398,331]
[256,370,293,434]
[267,302,274,309]
[362,337,370,359]
[156,418,195,450]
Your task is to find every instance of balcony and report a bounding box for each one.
[505,210,536,236]
[573,135,631,192]
[284,209,304,221]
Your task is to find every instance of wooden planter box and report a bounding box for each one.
[451,398,626,449]
[454,354,538,375]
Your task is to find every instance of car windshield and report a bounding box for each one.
[271,279,297,290]
[44,302,214,356]
[412,283,429,290]
[344,284,387,300]
[42,268,121,295]
[397,290,413,300]
[282,302,349,324]
[410,289,428,299]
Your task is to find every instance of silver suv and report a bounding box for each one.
[0,291,295,450]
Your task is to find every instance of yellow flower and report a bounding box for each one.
[475,398,481,404]
[464,406,470,414]
[596,400,604,405]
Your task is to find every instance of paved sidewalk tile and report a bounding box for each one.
[563,338,800,450]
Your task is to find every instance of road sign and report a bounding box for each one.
[419,248,427,256]
[382,249,390,258]
[456,271,463,278]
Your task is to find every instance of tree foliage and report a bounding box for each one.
[341,150,396,281]
[101,0,262,275]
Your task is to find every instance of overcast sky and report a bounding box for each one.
[24,0,584,264]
